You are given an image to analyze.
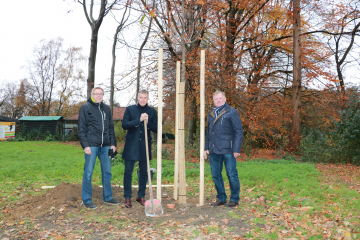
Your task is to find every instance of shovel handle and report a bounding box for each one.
[144,120,155,211]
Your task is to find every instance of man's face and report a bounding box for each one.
[213,93,226,108]
[92,89,104,103]
[138,93,149,107]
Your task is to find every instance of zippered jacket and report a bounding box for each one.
[205,103,243,154]
[78,97,117,149]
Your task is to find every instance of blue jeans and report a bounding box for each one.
[209,154,240,203]
[123,160,148,199]
[82,146,113,204]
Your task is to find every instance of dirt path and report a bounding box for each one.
[1,183,254,239]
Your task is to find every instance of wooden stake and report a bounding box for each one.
[178,81,186,204]
[174,61,180,200]
[157,48,163,201]
[199,50,205,206]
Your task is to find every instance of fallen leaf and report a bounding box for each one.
[300,206,313,212]
[323,221,335,228]
[222,219,229,224]
[246,187,255,192]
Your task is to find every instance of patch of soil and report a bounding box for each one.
[6,183,252,237]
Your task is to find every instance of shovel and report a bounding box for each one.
[144,119,163,217]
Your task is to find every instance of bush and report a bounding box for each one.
[300,90,360,165]
[300,129,333,163]
[331,90,360,164]
[114,121,126,143]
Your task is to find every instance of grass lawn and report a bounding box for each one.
[1,141,360,239]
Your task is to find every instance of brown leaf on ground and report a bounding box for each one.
[222,219,229,224]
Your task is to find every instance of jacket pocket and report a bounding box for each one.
[220,138,232,149]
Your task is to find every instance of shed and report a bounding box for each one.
[19,116,65,137]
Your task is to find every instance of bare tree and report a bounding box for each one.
[110,0,132,113]
[78,0,119,98]
[25,38,85,117]
[135,5,154,102]
[329,14,360,93]
[26,38,63,116]
[55,47,86,116]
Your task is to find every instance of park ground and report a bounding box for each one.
[0,141,360,239]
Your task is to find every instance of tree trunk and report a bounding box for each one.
[187,98,197,144]
[135,17,153,101]
[81,0,108,98]
[109,0,131,113]
[110,28,118,114]
[289,0,301,152]
[87,27,101,98]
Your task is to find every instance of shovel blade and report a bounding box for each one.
[145,199,163,217]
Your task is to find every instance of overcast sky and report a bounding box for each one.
[0,0,134,102]
[1,0,358,105]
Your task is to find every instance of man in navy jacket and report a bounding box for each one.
[204,90,243,207]
[78,87,119,209]
[122,90,158,208]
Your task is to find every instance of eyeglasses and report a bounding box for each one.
[93,93,104,96]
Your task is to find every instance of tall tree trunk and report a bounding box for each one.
[81,0,108,98]
[135,16,153,101]
[88,28,101,98]
[289,0,301,152]
[110,0,131,113]
[110,27,119,114]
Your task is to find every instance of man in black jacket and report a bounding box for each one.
[78,87,120,209]
[204,90,243,208]
[121,89,157,208]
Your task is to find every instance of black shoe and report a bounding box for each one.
[211,200,226,207]
[104,199,120,205]
[84,202,97,209]
[225,201,238,207]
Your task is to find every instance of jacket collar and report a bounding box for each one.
[137,102,149,108]
[87,96,103,107]
[210,103,230,124]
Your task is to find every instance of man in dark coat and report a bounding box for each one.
[204,90,243,207]
[78,87,120,209]
[122,89,158,208]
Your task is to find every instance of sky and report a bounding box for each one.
[1,0,359,105]
[0,0,132,104]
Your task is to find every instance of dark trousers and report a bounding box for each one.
[123,159,148,199]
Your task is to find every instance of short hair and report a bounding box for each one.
[138,89,149,96]
[213,90,225,98]
[91,87,104,94]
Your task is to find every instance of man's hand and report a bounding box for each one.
[84,147,91,155]
[204,150,209,159]
[140,113,148,122]
[234,152,240,158]
[110,145,116,152]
